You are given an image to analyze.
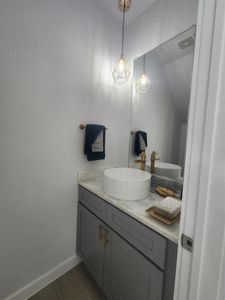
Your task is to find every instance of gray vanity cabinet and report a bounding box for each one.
[77,186,177,300]
[103,229,163,300]
[77,204,105,288]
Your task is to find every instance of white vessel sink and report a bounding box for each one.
[104,168,151,201]
[146,162,181,179]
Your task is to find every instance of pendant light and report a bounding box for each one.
[112,0,131,84]
[136,54,151,95]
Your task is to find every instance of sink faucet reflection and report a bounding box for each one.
[150,151,160,174]
[134,151,146,171]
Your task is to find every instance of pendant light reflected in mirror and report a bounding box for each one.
[136,54,151,95]
[112,0,131,84]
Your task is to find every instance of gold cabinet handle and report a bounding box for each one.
[104,229,109,247]
[99,225,109,247]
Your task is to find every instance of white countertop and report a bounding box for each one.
[78,175,180,244]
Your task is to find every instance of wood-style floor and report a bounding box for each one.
[29,264,104,300]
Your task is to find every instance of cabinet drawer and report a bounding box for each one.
[79,186,107,222]
[106,204,167,269]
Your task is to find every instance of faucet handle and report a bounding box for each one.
[151,150,157,157]
[140,151,146,161]
[151,151,160,160]
[134,151,146,171]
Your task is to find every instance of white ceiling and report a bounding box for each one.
[94,0,158,25]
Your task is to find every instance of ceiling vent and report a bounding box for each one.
[178,36,195,50]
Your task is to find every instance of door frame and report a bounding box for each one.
[174,0,225,299]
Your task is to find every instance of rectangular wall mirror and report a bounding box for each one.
[129,26,196,182]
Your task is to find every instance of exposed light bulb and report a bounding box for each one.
[141,74,147,84]
[135,72,151,95]
[118,58,125,71]
[112,55,131,84]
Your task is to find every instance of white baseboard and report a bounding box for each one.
[4,255,81,300]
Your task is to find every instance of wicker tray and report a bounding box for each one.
[146,207,180,225]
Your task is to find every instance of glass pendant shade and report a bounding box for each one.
[112,1,131,84]
[136,72,151,95]
[136,54,151,95]
[112,55,131,84]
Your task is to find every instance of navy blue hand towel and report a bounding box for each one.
[134,131,148,155]
[84,124,106,161]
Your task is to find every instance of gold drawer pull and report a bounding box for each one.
[104,229,109,247]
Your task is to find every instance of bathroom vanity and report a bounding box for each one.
[76,25,195,300]
[77,175,179,300]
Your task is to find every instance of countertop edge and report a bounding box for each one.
[78,180,179,244]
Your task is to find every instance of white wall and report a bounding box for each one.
[164,53,194,123]
[163,54,194,169]
[126,0,198,165]
[126,0,198,59]
[0,1,131,299]
[178,123,188,175]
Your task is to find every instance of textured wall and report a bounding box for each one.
[0,1,131,299]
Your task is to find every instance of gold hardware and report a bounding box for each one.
[99,225,109,247]
[79,124,86,130]
[134,151,146,171]
[79,124,108,130]
[103,229,109,247]
[118,0,132,12]
[150,151,160,174]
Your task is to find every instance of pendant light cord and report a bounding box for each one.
[121,1,126,57]
[143,54,146,73]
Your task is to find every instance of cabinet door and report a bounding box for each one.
[106,204,166,269]
[77,204,105,288]
[103,229,163,300]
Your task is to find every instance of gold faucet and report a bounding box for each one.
[134,151,146,171]
[150,151,160,174]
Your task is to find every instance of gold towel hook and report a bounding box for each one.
[79,124,86,129]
